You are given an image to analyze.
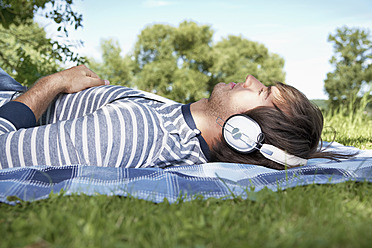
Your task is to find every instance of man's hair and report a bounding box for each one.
[210,82,348,170]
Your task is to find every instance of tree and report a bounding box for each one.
[324,26,372,110]
[210,35,285,92]
[88,39,133,86]
[0,0,82,34]
[131,21,214,103]
[129,21,285,103]
[0,0,84,85]
[88,22,286,103]
[0,22,60,86]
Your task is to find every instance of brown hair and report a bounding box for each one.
[210,82,351,170]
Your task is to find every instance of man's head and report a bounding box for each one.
[209,76,324,169]
[206,75,279,120]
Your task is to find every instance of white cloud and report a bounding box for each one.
[142,0,174,7]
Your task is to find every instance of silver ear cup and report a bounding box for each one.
[220,114,308,167]
[222,115,262,153]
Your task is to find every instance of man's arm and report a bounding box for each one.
[0,65,108,131]
[14,65,108,121]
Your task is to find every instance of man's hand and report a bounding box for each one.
[14,65,108,121]
[54,65,109,94]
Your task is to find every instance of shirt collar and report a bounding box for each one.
[181,103,211,161]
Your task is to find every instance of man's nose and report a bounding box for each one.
[243,75,265,90]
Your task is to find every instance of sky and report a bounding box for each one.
[37,0,372,100]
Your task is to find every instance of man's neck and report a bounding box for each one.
[190,99,221,150]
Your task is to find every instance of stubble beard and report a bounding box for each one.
[206,86,234,121]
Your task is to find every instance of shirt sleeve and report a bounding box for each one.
[38,85,142,125]
[0,101,36,135]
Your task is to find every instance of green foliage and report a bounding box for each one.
[0,22,60,86]
[325,26,372,110]
[93,21,286,103]
[311,99,328,112]
[0,0,82,34]
[0,0,85,86]
[211,35,285,90]
[88,39,133,86]
[322,91,372,149]
[131,21,214,103]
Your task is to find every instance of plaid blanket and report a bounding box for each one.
[1,142,371,205]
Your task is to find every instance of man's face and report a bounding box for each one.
[206,75,279,119]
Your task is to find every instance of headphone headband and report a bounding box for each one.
[218,114,307,167]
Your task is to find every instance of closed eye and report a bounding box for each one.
[265,86,272,100]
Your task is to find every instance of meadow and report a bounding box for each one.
[0,99,371,248]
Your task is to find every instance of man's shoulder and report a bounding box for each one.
[135,90,178,105]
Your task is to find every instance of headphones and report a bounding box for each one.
[217,114,307,167]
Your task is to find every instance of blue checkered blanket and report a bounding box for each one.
[1,142,371,205]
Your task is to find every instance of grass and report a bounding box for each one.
[322,94,372,149]
[1,183,372,248]
[1,101,371,248]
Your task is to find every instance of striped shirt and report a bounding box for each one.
[0,86,210,169]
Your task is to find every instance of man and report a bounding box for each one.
[0,65,324,170]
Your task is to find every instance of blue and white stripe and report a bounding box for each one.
[0,86,208,169]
